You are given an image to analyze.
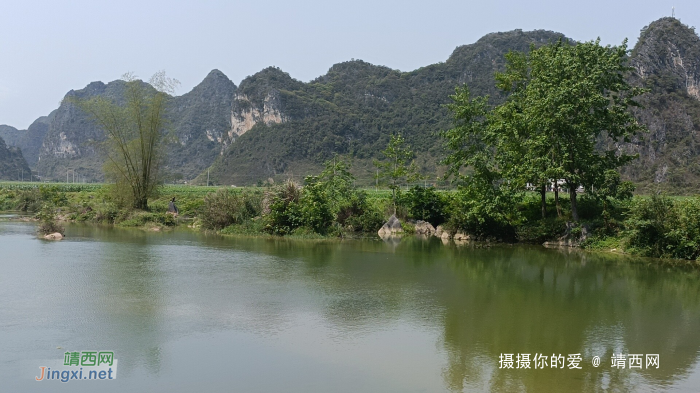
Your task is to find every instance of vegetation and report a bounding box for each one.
[3,178,700,263]
[36,204,64,236]
[6,22,700,264]
[72,72,179,209]
[0,136,31,181]
[374,134,420,213]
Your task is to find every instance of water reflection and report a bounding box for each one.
[192,235,700,392]
[1,222,699,392]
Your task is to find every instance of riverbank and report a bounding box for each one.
[2,182,700,265]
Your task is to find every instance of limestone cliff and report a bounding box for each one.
[622,17,700,192]
[35,81,126,181]
[166,69,237,179]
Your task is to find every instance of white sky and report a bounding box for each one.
[1,0,697,129]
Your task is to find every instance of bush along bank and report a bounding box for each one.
[3,173,700,264]
[0,183,194,231]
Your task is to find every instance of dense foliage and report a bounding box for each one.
[625,195,700,260]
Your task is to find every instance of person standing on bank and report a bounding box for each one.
[168,197,179,216]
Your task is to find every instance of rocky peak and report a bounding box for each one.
[237,67,301,105]
[632,17,700,99]
[188,69,237,96]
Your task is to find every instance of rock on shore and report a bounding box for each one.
[378,215,403,237]
[43,232,63,240]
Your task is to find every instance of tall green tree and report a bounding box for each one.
[485,39,647,222]
[74,72,178,209]
[374,134,420,213]
[518,39,646,221]
[442,86,523,231]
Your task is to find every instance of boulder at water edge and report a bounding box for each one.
[453,232,471,241]
[44,232,63,240]
[434,225,451,240]
[415,220,436,236]
[378,214,403,237]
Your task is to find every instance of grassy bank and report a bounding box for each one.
[2,181,700,264]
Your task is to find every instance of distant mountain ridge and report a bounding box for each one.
[0,135,31,181]
[3,18,700,191]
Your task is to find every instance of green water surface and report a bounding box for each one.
[1,222,699,392]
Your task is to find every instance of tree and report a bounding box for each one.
[73,72,178,210]
[443,38,645,234]
[517,40,646,221]
[317,155,355,210]
[477,39,646,222]
[595,169,635,229]
[442,86,523,233]
[374,134,420,213]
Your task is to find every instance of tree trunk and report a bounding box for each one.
[569,184,579,222]
[540,183,547,219]
[554,183,561,217]
[134,197,148,210]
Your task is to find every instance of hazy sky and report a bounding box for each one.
[1,0,697,129]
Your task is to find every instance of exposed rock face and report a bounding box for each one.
[167,69,237,179]
[228,92,285,141]
[621,17,700,192]
[7,18,700,189]
[414,220,436,236]
[378,214,403,237]
[36,81,129,181]
[209,31,570,186]
[0,136,31,180]
[17,67,293,183]
[32,71,240,182]
[632,18,700,100]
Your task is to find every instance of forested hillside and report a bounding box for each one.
[0,136,31,181]
[206,29,567,185]
[4,18,700,191]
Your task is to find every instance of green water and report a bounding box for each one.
[1,221,699,392]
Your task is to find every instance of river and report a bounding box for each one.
[1,221,699,392]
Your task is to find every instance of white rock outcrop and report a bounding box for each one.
[43,232,63,240]
[378,215,403,237]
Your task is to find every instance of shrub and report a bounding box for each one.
[298,179,334,234]
[446,186,518,241]
[118,211,176,227]
[338,191,385,233]
[15,189,41,212]
[347,209,385,233]
[264,180,304,235]
[264,178,335,236]
[515,217,567,243]
[403,186,448,225]
[36,204,64,235]
[200,189,262,230]
[39,185,68,206]
[625,195,700,260]
[94,204,119,223]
